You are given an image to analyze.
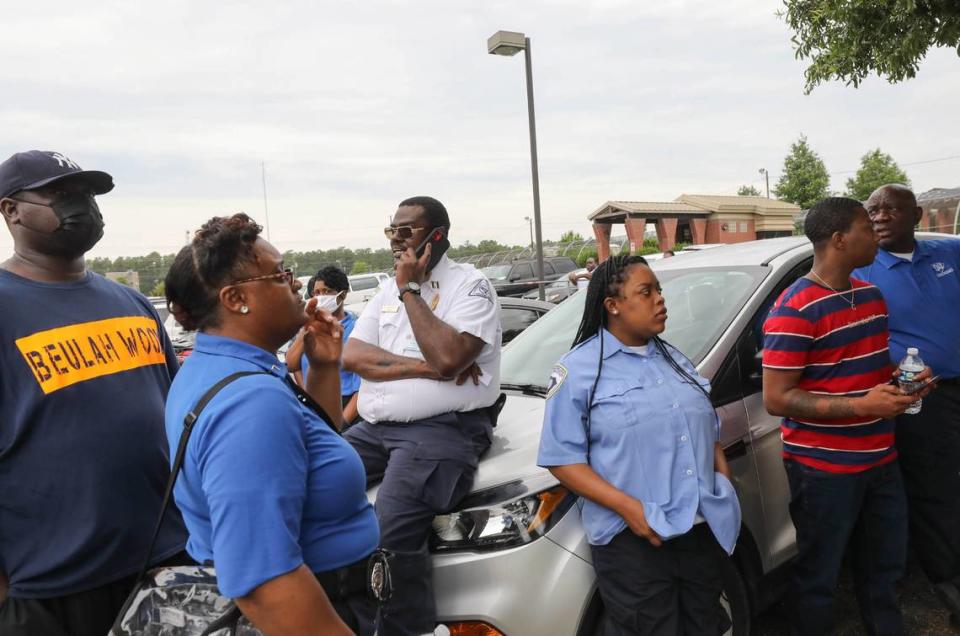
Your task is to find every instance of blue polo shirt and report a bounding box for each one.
[853,238,960,378]
[302,311,361,396]
[537,329,741,553]
[166,333,379,598]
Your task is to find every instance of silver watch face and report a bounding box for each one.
[407,282,421,292]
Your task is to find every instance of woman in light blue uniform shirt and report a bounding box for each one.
[538,255,741,635]
[164,214,379,635]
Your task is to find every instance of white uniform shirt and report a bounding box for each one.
[350,255,502,423]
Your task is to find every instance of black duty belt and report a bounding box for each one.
[314,556,369,600]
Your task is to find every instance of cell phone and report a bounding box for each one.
[903,375,940,395]
[414,226,450,272]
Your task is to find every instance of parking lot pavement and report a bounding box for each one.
[754,555,959,635]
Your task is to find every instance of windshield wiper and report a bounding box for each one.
[500,382,547,397]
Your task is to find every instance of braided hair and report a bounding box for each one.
[573,255,711,457]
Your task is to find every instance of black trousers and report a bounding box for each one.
[314,555,380,636]
[590,523,725,636]
[345,411,492,636]
[0,551,192,636]
[896,383,960,584]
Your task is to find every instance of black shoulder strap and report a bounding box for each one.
[282,374,339,434]
[136,370,266,583]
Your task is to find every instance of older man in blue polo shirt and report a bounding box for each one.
[853,183,960,619]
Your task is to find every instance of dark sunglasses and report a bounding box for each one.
[227,267,295,288]
[383,225,426,240]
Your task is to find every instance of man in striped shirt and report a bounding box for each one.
[763,197,931,635]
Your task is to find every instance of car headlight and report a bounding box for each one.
[429,476,576,553]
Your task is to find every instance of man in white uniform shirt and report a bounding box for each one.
[343,196,501,635]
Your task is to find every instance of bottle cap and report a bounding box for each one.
[907,347,919,356]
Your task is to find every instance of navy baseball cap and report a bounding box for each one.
[0,150,114,200]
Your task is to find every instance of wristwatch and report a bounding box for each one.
[399,281,422,301]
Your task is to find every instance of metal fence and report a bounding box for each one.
[454,235,630,268]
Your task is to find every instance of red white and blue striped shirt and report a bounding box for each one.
[762,277,896,473]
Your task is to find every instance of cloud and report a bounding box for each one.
[1,0,958,259]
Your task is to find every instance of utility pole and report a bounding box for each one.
[759,168,770,198]
[261,161,272,241]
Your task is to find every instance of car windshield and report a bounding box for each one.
[481,265,513,281]
[501,266,767,389]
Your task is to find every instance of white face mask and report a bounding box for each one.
[315,293,344,313]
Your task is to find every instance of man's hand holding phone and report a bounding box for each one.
[395,242,431,288]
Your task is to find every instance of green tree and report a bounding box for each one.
[737,185,762,197]
[781,0,960,93]
[351,260,371,275]
[116,276,130,287]
[576,249,598,266]
[845,149,911,200]
[150,281,166,297]
[559,230,585,243]
[774,135,831,210]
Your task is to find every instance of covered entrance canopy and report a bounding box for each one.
[589,194,800,261]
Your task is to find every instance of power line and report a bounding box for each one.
[830,154,960,176]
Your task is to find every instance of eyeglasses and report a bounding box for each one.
[383,225,426,240]
[227,267,295,287]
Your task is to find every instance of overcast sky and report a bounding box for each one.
[2,0,959,259]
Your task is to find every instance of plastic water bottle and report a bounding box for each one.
[898,347,925,415]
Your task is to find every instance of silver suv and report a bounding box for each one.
[371,235,945,635]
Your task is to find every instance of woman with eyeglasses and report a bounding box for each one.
[286,265,362,429]
[537,255,741,635]
[163,213,379,635]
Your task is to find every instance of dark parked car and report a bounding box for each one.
[481,257,579,297]
[523,273,581,304]
[498,297,554,344]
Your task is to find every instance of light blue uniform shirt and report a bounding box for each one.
[537,329,741,553]
[166,333,379,598]
[853,239,960,378]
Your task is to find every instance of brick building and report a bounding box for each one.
[917,187,960,235]
[589,194,800,261]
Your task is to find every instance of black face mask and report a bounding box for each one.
[17,193,105,257]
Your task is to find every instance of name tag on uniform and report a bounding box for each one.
[382,305,400,313]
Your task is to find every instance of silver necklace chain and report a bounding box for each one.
[810,269,856,309]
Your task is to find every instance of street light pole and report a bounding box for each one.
[759,168,770,198]
[489,30,546,300]
[524,216,534,250]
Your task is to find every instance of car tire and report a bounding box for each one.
[587,558,751,636]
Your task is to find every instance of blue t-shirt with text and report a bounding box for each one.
[0,269,186,598]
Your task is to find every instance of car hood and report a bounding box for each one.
[366,392,551,501]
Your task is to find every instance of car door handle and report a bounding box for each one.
[723,438,749,460]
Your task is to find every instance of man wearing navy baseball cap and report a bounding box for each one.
[0,151,188,636]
